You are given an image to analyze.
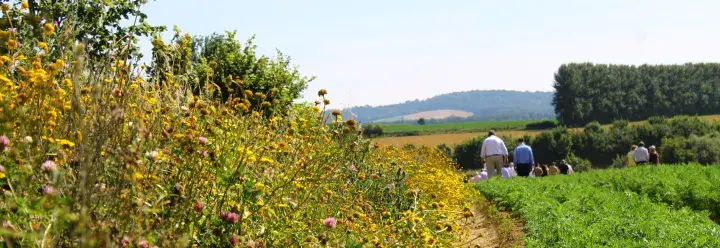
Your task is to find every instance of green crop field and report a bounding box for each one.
[476,165,720,247]
[378,119,549,134]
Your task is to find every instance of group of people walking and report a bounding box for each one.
[471,130,662,182]
[471,130,574,181]
[627,141,660,166]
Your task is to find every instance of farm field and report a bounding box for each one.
[374,114,720,147]
[377,119,548,134]
[373,130,544,147]
[476,164,720,247]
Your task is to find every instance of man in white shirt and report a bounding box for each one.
[633,141,650,165]
[480,130,508,178]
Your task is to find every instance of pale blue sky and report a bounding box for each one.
[140,0,720,108]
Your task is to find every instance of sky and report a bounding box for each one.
[139,0,720,109]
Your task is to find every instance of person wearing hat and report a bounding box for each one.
[632,141,650,165]
[480,129,508,178]
[649,145,660,165]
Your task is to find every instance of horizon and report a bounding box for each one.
[139,0,720,108]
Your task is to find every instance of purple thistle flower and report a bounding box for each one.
[229,235,240,246]
[0,165,5,173]
[221,211,239,223]
[136,240,149,248]
[41,160,57,172]
[323,217,337,228]
[194,201,204,212]
[42,185,56,196]
[0,135,9,151]
[199,136,208,145]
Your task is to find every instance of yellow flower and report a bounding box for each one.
[129,83,139,89]
[21,2,29,9]
[1,4,9,12]
[38,42,48,52]
[133,172,144,180]
[43,23,55,36]
[7,39,17,50]
[52,59,65,70]
[0,172,5,179]
[255,182,266,190]
[312,106,321,113]
[62,78,72,87]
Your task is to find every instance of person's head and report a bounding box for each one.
[631,145,638,151]
[561,159,567,165]
[488,129,496,137]
[649,145,656,151]
[517,138,524,145]
[639,141,645,147]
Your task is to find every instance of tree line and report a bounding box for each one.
[452,116,720,170]
[553,63,720,126]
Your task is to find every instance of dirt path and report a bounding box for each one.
[457,201,525,248]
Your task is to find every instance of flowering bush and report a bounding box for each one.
[0,1,476,247]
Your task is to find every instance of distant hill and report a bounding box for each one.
[343,90,555,123]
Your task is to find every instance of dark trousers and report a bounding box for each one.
[636,161,647,165]
[516,163,532,177]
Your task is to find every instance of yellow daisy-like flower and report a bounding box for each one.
[43,23,55,36]
[38,42,49,52]
[7,39,17,50]
[52,59,65,70]
[21,2,29,9]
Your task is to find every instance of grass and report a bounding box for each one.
[475,165,720,247]
[377,119,546,134]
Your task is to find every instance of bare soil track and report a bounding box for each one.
[457,201,525,248]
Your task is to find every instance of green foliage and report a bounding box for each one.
[416,117,426,125]
[436,143,452,157]
[531,126,573,164]
[3,0,164,59]
[361,124,384,138]
[476,165,720,247]
[610,154,627,169]
[553,63,720,126]
[566,153,591,172]
[526,116,720,167]
[524,120,558,130]
[452,136,484,170]
[347,90,555,123]
[190,31,314,111]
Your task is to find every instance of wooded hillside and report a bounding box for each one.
[346,90,555,123]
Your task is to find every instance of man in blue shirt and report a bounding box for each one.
[513,138,534,177]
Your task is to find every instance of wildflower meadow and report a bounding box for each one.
[0,1,480,247]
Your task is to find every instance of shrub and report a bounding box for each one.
[453,137,484,170]
[525,120,557,130]
[566,153,592,172]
